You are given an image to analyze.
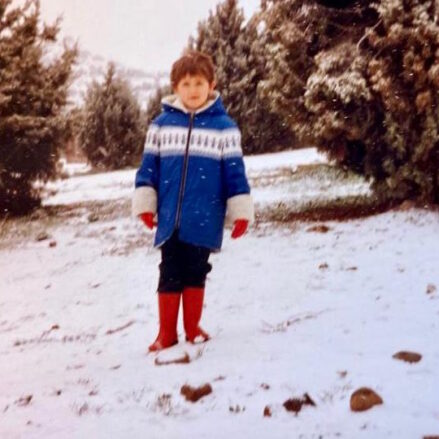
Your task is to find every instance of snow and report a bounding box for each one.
[43,148,327,206]
[1,149,439,438]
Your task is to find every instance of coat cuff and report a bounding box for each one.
[225,193,255,227]
[132,186,157,217]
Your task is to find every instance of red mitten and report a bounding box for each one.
[139,212,155,229]
[231,219,248,239]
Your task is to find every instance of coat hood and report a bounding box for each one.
[161,91,227,116]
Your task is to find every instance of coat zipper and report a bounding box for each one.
[175,112,194,230]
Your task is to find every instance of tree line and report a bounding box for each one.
[1,0,439,214]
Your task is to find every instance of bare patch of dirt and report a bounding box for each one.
[258,195,398,224]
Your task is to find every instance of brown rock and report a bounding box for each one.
[283,393,316,414]
[350,387,383,412]
[180,383,212,402]
[283,398,302,413]
[392,351,422,363]
[263,406,272,417]
[307,224,330,233]
[49,240,57,248]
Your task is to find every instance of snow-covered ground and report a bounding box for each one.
[44,148,328,206]
[1,149,438,438]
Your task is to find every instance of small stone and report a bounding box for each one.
[350,387,383,412]
[88,213,99,223]
[319,262,329,270]
[426,284,437,295]
[213,375,226,381]
[229,404,245,413]
[36,232,49,241]
[392,351,422,363]
[337,370,348,379]
[180,383,212,402]
[307,224,330,233]
[49,240,57,248]
[283,398,303,413]
[263,406,272,417]
[283,393,316,414]
[15,395,33,407]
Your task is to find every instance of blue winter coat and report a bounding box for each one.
[133,92,253,251]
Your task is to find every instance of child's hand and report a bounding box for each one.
[231,219,248,239]
[139,212,155,229]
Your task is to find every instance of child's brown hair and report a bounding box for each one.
[171,50,215,88]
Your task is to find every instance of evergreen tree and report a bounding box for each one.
[145,83,171,127]
[258,0,376,144]
[193,0,244,112]
[192,0,295,154]
[261,0,439,203]
[230,12,296,153]
[79,63,145,170]
[0,0,77,214]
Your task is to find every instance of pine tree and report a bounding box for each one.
[145,83,171,127]
[79,63,145,170]
[0,0,77,214]
[261,0,439,203]
[258,0,376,145]
[193,0,244,112]
[192,0,295,154]
[230,12,296,153]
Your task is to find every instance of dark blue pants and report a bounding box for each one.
[157,231,212,293]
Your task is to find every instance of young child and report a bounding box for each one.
[132,50,254,352]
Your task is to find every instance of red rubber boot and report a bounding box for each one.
[182,287,210,343]
[148,292,181,352]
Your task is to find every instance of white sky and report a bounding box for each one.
[39,0,260,73]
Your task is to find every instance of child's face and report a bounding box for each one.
[174,73,215,111]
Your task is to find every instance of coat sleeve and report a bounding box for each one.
[132,122,160,217]
[221,127,254,226]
